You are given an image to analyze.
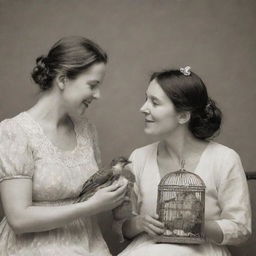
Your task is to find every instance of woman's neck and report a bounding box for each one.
[159,128,207,167]
[27,90,70,129]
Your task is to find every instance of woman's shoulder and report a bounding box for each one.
[0,112,28,136]
[207,141,242,170]
[0,113,34,182]
[129,142,158,167]
[0,113,33,151]
[131,142,159,157]
[128,142,158,177]
[209,141,240,158]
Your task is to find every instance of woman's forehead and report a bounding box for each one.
[78,62,106,80]
[147,80,167,99]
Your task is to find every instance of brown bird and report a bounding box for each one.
[111,156,134,182]
[75,156,131,203]
[111,157,138,220]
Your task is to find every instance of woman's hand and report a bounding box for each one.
[205,220,224,244]
[135,213,165,237]
[88,179,128,213]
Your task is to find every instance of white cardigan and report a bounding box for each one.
[119,141,251,256]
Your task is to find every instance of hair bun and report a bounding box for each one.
[31,36,108,91]
[189,97,222,140]
[36,55,48,67]
[31,55,52,90]
[204,98,216,119]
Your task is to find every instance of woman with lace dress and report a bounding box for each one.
[118,67,251,256]
[0,36,128,256]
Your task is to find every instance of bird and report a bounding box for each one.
[75,156,131,203]
[111,157,138,220]
[111,156,135,183]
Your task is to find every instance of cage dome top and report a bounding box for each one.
[159,169,206,188]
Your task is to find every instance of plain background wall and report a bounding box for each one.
[0,0,255,255]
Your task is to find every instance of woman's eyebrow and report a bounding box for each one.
[150,95,161,102]
[145,92,161,101]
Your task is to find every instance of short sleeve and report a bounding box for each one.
[0,119,34,183]
[215,150,251,245]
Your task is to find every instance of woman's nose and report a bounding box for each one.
[140,102,150,114]
[93,88,100,99]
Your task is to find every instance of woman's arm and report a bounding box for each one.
[213,150,251,245]
[0,178,127,234]
[122,212,224,242]
[122,215,142,239]
[205,220,223,244]
[119,148,165,239]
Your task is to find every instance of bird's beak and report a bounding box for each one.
[125,160,132,166]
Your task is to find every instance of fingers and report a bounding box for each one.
[145,215,164,229]
[141,214,165,236]
[115,188,128,203]
[114,183,128,196]
[114,186,132,206]
[153,213,159,219]
[144,224,164,236]
[103,181,128,197]
[124,196,130,202]
[117,177,129,185]
[94,181,129,208]
[103,181,122,192]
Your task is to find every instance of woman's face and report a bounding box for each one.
[62,62,106,117]
[140,79,180,136]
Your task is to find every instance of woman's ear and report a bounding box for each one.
[56,74,66,90]
[178,111,191,124]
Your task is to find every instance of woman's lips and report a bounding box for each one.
[82,100,92,108]
[145,119,155,123]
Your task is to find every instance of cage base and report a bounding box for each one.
[155,235,205,244]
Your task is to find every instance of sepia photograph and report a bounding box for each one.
[0,0,255,255]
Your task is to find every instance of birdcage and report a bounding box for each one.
[156,167,206,244]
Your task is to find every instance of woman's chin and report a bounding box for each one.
[79,108,87,116]
[144,127,158,136]
[68,108,87,120]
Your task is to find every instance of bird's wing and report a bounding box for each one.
[79,168,114,197]
[79,177,97,196]
[77,172,118,202]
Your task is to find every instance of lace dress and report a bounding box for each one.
[0,112,111,256]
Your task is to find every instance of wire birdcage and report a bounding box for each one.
[156,166,206,244]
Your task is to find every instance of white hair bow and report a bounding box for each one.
[180,66,191,76]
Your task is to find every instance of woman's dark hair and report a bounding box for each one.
[150,69,222,140]
[31,36,108,90]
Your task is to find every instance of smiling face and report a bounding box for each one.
[61,62,106,117]
[140,79,181,137]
